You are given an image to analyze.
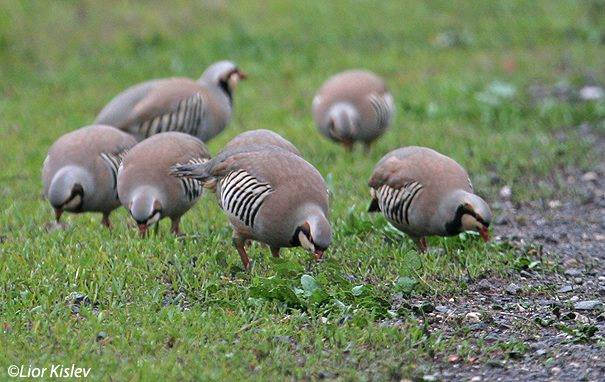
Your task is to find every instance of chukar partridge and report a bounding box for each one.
[312,70,394,151]
[42,124,137,228]
[95,60,246,142]
[171,146,331,269]
[368,146,492,251]
[117,132,210,236]
[222,129,301,156]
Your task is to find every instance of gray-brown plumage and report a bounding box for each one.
[312,70,395,151]
[95,60,246,142]
[117,132,211,236]
[368,146,492,251]
[222,129,301,156]
[42,124,137,228]
[171,145,331,269]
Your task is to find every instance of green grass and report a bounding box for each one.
[0,0,604,380]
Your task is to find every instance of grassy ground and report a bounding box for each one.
[0,0,604,380]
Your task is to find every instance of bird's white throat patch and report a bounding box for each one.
[298,231,315,252]
[64,194,82,210]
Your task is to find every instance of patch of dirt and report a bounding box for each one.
[405,122,605,381]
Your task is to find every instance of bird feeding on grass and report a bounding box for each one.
[42,125,136,229]
[116,132,210,236]
[313,70,395,151]
[171,145,331,269]
[367,146,492,251]
[96,60,246,142]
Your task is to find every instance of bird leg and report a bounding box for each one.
[342,141,354,152]
[154,221,160,236]
[271,247,280,258]
[363,142,372,154]
[232,235,250,270]
[55,208,63,222]
[171,218,182,237]
[413,237,428,253]
[101,213,112,229]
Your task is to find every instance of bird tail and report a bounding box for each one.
[170,158,211,181]
[367,188,380,212]
[368,198,380,212]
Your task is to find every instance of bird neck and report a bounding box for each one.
[441,189,472,235]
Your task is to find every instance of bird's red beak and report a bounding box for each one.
[138,224,148,237]
[479,227,490,242]
[314,249,324,261]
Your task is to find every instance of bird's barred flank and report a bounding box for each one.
[178,158,207,202]
[100,148,130,191]
[219,170,273,228]
[369,93,394,129]
[137,92,206,138]
[377,181,423,225]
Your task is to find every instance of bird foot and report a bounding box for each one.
[44,221,68,232]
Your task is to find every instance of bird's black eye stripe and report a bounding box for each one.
[290,225,313,246]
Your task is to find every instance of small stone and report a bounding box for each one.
[320,317,328,324]
[477,279,493,292]
[564,268,583,277]
[499,186,512,199]
[558,285,573,293]
[548,200,561,209]
[574,300,602,310]
[469,322,487,331]
[551,367,561,375]
[448,354,460,363]
[574,277,583,285]
[470,377,482,382]
[422,375,438,382]
[536,349,547,356]
[569,296,579,302]
[466,312,481,322]
[581,171,598,182]
[579,85,604,101]
[506,283,520,295]
[435,305,450,313]
[96,331,107,341]
[595,234,605,241]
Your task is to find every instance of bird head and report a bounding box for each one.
[454,192,492,242]
[48,166,91,213]
[293,213,332,260]
[199,60,246,101]
[128,188,163,236]
[327,103,359,144]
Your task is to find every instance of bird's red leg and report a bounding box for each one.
[101,213,111,229]
[233,236,250,270]
[413,237,428,253]
[271,247,280,258]
[363,142,372,154]
[171,218,181,236]
[55,209,63,222]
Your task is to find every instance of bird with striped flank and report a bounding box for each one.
[312,70,395,151]
[95,60,246,142]
[171,145,331,269]
[116,132,211,236]
[42,125,137,230]
[222,129,301,156]
[368,146,492,252]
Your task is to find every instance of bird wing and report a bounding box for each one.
[100,146,132,191]
[123,79,208,139]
